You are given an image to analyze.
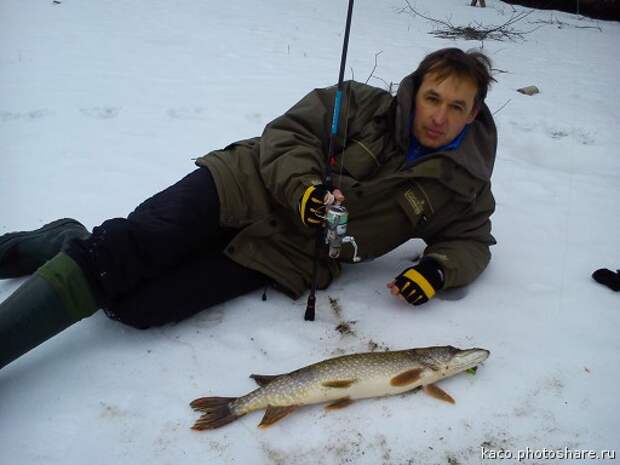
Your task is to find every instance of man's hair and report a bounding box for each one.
[413,48,496,106]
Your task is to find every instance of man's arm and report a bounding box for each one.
[423,183,496,289]
[389,183,496,304]
[259,81,387,215]
[259,86,332,213]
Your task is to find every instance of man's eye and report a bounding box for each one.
[450,105,464,112]
[426,96,438,103]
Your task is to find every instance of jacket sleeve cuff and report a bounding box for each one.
[417,256,446,291]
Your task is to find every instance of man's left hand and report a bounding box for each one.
[387,259,445,306]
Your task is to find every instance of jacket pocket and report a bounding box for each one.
[396,180,452,233]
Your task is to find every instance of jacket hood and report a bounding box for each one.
[394,71,497,181]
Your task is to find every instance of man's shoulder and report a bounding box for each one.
[317,80,391,97]
[344,81,394,116]
[345,80,392,96]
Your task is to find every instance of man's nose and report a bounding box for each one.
[432,106,448,126]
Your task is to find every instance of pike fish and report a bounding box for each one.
[190,345,489,430]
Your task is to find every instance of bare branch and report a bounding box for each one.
[529,17,602,32]
[365,51,383,84]
[401,0,455,30]
[371,75,391,90]
[493,99,512,116]
[400,0,537,42]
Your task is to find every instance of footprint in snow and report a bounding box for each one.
[80,106,120,119]
[0,109,53,122]
[167,107,207,120]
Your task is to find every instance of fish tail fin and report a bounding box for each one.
[190,396,241,431]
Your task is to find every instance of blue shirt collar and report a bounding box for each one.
[406,126,468,165]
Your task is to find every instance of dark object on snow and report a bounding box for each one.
[517,85,540,96]
[471,0,487,6]
[501,0,620,22]
[592,268,620,292]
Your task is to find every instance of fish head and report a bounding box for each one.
[410,346,490,377]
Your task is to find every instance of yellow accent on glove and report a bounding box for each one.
[299,185,326,227]
[402,268,436,299]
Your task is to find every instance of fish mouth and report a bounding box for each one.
[450,348,490,372]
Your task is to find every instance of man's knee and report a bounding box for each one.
[65,218,139,304]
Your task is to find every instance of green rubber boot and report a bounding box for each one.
[0,252,98,369]
[0,219,90,279]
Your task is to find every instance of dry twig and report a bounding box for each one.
[365,50,384,84]
[400,0,539,42]
[529,17,602,32]
[493,98,512,116]
[363,50,397,94]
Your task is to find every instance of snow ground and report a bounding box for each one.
[1,1,618,464]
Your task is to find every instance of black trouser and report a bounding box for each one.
[66,167,268,329]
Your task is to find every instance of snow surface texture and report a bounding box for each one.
[1,1,619,464]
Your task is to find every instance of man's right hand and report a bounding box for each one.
[298,184,344,227]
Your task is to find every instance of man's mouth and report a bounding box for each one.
[425,127,444,140]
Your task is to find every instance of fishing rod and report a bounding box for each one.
[304,0,355,321]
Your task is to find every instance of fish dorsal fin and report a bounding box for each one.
[258,405,298,428]
[322,379,357,388]
[390,368,423,386]
[250,374,282,387]
[423,384,455,404]
[325,397,354,410]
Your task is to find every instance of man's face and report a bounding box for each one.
[412,71,479,149]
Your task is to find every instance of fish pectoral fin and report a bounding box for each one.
[322,379,357,388]
[325,397,354,410]
[258,405,298,428]
[249,373,282,387]
[423,384,455,404]
[390,368,423,386]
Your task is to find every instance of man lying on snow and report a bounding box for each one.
[0,48,497,369]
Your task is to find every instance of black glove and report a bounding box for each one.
[393,259,445,306]
[592,268,620,292]
[299,184,329,227]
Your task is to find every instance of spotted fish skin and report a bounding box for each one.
[190,346,489,430]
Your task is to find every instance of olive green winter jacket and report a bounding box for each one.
[196,71,497,299]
